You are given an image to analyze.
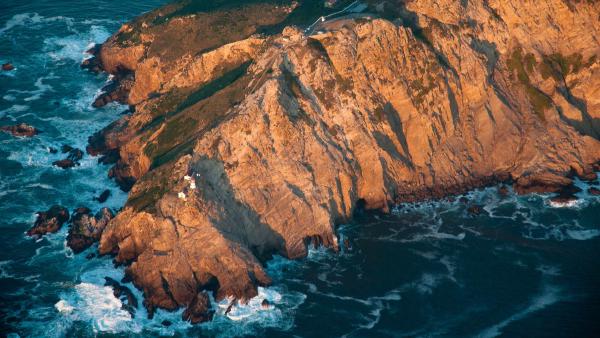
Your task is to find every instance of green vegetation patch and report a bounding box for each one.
[538,52,595,81]
[143,63,252,171]
[507,47,552,121]
[127,162,179,212]
[153,0,290,25]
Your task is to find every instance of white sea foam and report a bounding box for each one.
[202,286,306,337]
[0,13,75,35]
[565,229,600,240]
[0,260,14,278]
[45,25,110,62]
[547,198,583,209]
[57,283,134,333]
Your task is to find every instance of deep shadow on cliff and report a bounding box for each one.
[77,0,600,323]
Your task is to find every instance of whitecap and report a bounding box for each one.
[547,198,583,209]
[565,229,600,240]
[0,13,44,34]
[476,285,561,338]
[0,13,75,35]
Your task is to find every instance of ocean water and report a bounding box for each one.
[2,1,600,337]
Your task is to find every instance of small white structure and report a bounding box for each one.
[178,192,186,200]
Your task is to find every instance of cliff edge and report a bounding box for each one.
[83,0,600,322]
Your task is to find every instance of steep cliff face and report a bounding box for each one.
[86,0,600,322]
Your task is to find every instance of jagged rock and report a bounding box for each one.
[48,147,58,154]
[2,63,14,71]
[104,277,138,316]
[261,299,271,309]
[26,205,69,237]
[182,292,213,324]
[67,148,83,162]
[90,0,600,323]
[52,159,76,169]
[67,207,114,253]
[92,73,135,108]
[1,123,39,137]
[81,46,103,73]
[589,187,600,196]
[53,147,84,169]
[94,189,111,203]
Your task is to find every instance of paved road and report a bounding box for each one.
[305,1,367,35]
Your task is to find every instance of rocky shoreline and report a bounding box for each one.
[26,0,600,325]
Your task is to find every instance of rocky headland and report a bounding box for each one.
[72,0,600,323]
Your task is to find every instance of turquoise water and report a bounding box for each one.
[2,1,600,337]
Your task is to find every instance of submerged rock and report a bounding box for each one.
[94,189,111,203]
[589,187,600,196]
[26,205,69,237]
[2,63,14,71]
[1,123,39,137]
[67,207,114,253]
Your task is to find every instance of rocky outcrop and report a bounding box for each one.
[26,205,69,237]
[2,63,14,71]
[1,123,39,137]
[52,146,84,169]
[67,207,114,253]
[85,0,600,322]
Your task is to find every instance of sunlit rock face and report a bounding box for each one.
[84,0,600,322]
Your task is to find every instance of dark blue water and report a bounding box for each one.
[2,1,600,337]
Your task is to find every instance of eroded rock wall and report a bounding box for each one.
[86,0,600,322]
